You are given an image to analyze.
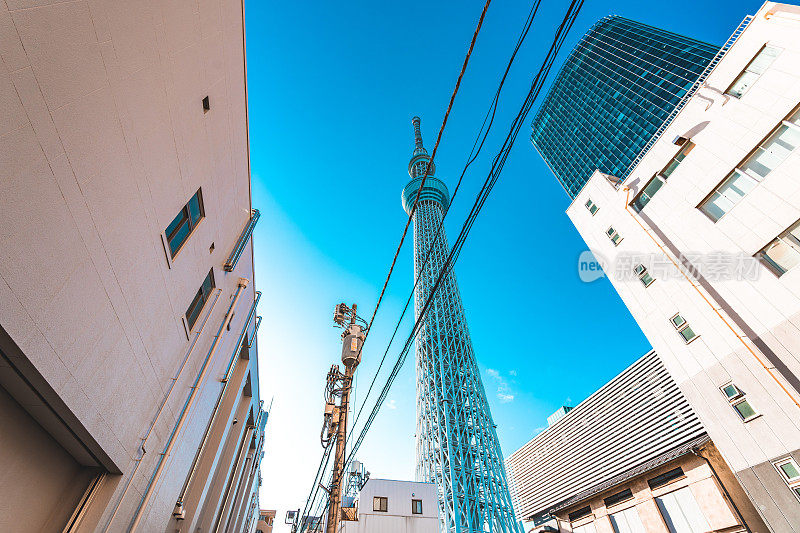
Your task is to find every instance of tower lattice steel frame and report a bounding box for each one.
[401,117,521,533]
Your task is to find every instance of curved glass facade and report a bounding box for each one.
[531,16,719,198]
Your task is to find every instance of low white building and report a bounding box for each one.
[340,478,439,533]
[566,2,800,530]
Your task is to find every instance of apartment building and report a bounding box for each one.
[0,0,265,531]
[566,2,800,530]
[506,351,764,532]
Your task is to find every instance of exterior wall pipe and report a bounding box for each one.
[102,289,223,532]
[174,292,262,517]
[224,209,261,272]
[128,278,249,532]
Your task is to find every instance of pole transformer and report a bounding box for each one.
[321,303,366,533]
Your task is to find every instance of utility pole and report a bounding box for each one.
[321,303,366,533]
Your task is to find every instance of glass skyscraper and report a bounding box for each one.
[531,16,719,198]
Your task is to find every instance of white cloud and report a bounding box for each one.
[486,368,515,403]
[387,399,397,410]
[508,369,517,377]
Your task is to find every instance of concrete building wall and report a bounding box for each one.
[566,3,800,529]
[341,479,439,533]
[555,447,754,533]
[0,0,265,531]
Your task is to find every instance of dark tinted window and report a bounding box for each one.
[186,269,215,330]
[648,467,685,490]
[166,189,205,257]
[567,505,592,521]
[603,488,633,507]
[412,499,422,514]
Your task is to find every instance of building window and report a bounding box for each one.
[654,486,711,533]
[648,467,685,490]
[186,269,215,330]
[166,189,205,257]
[720,382,759,422]
[670,314,698,344]
[606,227,623,246]
[633,264,655,287]
[755,218,800,277]
[631,141,695,213]
[373,496,388,512]
[726,45,781,98]
[699,106,800,222]
[585,198,599,215]
[773,457,800,502]
[604,488,633,508]
[609,506,645,533]
[568,506,592,522]
[412,499,422,514]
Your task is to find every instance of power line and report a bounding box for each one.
[349,0,544,437]
[344,0,585,472]
[294,2,492,528]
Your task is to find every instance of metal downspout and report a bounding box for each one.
[173,291,262,518]
[127,279,249,532]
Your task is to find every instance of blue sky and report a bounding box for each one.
[245,0,761,528]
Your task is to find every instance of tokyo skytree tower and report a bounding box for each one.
[401,116,521,533]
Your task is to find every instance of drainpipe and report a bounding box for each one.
[102,288,223,532]
[691,447,751,533]
[173,291,262,520]
[128,278,249,532]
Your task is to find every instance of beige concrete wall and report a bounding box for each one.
[565,2,800,530]
[0,0,264,530]
[556,450,761,532]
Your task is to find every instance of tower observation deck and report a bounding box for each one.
[401,116,521,533]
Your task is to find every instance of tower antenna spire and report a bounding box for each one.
[412,116,424,150]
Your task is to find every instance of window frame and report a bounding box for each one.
[773,457,800,503]
[166,188,205,259]
[603,488,634,508]
[631,141,695,213]
[606,227,623,246]
[585,199,599,215]
[647,467,685,490]
[633,264,655,287]
[185,268,215,331]
[755,218,800,277]
[373,496,388,512]
[698,104,800,223]
[725,44,782,99]
[411,499,423,515]
[720,382,760,422]
[567,505,592,522]
[731,397,759,422]
[669,313,699,344]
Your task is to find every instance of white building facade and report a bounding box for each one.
[0,0,265,531]
[567,2,800,530]
[340,479,439,533]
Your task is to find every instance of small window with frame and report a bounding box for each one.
[633,264,655,287]
[670,313,698,344]
[606,227,623,246]
[373,496,388,512]
[412,499,423,514]
[585,199,599,215]
[721,382,759,422]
